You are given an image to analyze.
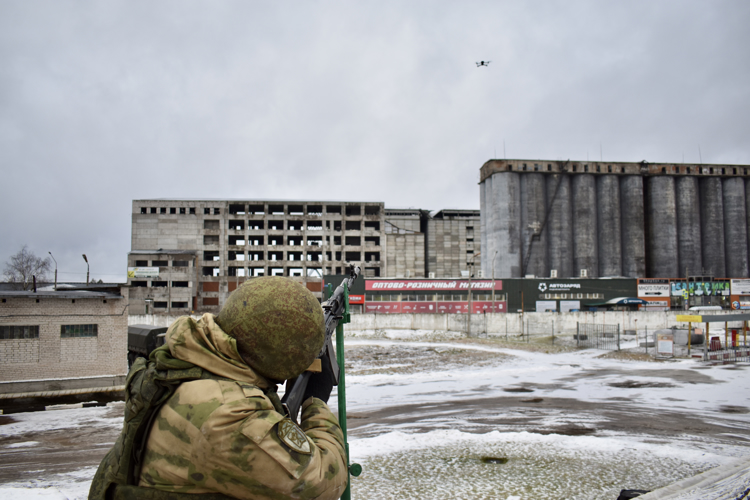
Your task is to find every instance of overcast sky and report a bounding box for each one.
[1,1,749,282]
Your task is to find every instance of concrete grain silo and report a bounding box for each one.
[479,159,750,279]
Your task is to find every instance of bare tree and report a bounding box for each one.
[3,246,52,290]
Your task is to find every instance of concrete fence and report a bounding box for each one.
[129,310,746,336]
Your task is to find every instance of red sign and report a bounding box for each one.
[364,302,401,313]
[365,301,507,314]
[400,302,437,313]
[366,279,502,291]
[348,294,364,304]
[472,301,506,313]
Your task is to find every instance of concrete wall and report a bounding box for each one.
[130,310,744,337]
[0,294,129,382]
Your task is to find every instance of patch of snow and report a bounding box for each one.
[5,441,39,448]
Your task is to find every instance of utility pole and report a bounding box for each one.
[48,252,57,291]
[467,252,481,337]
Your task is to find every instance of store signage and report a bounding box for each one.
[641,300,669,309]
[637,283,670,298]
[366,279,502,291]
[560,300,580,312]
[127,267,159,278]
[348,294,364,304]
[732,301,750,310]
[731,279,750,296]
[365,302,402,313]
[364,301,506,314]
[537,282,581,292]
[670,281,730,297]
[536,300,557,312]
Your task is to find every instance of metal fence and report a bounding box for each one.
[703,342,750,363]
[575,322,621,350]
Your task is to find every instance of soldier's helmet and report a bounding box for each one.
[216,277,325,381]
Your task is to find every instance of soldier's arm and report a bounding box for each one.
[296,397,348,499]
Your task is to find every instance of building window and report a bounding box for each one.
[150,207,157,214]
[154,301,168,308]
[170,207,176,214]
[151,281,168,287]
[172,260,189,267]
[214,208,221,215]
[0,325,39,339]
[61,324,98,338]
[131,281,148,287]
[152,260,168,267]
[160,207,167,214]
[135,260,148,266]
[141,207,147,214]
[172,281,189,287]
[204,208,211,214]
[171,301,188,309]
[180,207,186,214]
[189,207,196,214]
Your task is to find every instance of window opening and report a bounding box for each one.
[61,324,97,338]
[0,325,39,339]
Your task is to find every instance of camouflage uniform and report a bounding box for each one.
[101,314,348,500]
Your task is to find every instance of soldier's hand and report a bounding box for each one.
[303,353,334,403]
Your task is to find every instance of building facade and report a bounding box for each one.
[384,208,428,278]
[427,210,481,278]
[480,159,750,280]
[129,199,386,313]
[0,284,128,382]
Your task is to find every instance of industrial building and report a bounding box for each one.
[129,199,386,314]
[129,200,482,314]
[480,159,750,280]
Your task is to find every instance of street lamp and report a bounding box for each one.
[82,254,89,285]
[48,252,58,291]
[467,251,481,337]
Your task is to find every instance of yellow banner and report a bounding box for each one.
[676,315,702,322]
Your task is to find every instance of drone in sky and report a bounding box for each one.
[476,61,491,67]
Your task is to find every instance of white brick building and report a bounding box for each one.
[0,284,129,382]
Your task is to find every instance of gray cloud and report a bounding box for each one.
[1,0,748,281]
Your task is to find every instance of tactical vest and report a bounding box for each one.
[89,353,268,500]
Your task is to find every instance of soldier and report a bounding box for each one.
[90,277,348,500]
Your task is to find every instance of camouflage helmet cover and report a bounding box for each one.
[216,277,325,381]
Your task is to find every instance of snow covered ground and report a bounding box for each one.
[1,329,749,499]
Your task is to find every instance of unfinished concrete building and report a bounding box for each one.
[427,210,482,278]
[129,200,385,313]
[480,159,750,279]
[384,209,428,278]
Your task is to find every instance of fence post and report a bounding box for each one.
[645,326,648,355]
[552,320,555,346]
[576,321,579,347]
[617,324,620,351]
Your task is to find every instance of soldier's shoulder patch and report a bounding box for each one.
[277,418,312,455]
